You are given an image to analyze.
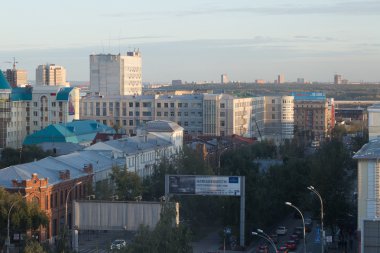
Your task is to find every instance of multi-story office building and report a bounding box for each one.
[292,92,334,141]
[0,72,80,149]
[4,69,28,87]
[36,64,68,86]
[89,51,142,96]
[80,93,293,141]
[264,96,294,143]
[221,74,229,84]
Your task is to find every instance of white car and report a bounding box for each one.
[110,239,127,250]
[276,226,288,235]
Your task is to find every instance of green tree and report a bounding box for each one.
[111,166,142,201]
[0,146,54,169]
[125,204,192,253]
[23,240,47,253]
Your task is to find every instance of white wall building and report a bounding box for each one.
[368,104,380,141]
[90,51,142,96]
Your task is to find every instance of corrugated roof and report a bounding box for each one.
[353,138,380,159]
[144,120,183,133]
[0,71,11,89]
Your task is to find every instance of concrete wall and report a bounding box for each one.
[73,200,164,231]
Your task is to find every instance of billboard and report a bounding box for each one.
[168,175,241,196]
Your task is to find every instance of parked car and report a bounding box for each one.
[276,226,288,235]
[277,245,289,253]
[289,233,299,243]
[110,239,127,250]
[294,227,304,238]
[269,234,278,244]
[256,244,269,253]
[285,240,297,250]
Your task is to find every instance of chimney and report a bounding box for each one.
[83,164,93,174]
[59,170,70,180]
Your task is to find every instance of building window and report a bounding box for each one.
[164,112,168,116]
[129,111,133,116]
[170,103,174,108]
[220,121,225,127]
[157,112,162,116]
[184,112,188,116]
[157,103,161,108]
[129,120,133,126]
[164,103,168,108]
[170,112,174,117]
[220,112,225,117]
[220,103,225,108]
[129,102,133,107]
[178,112,182,116]
[178,103,182,108]
[143,111,151,116]
[143,102,151,108]
[135,102,140,107]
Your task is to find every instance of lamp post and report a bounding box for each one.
[308,185,324,253]
[252,232,277,253]
[257,229,277,253]
[65,181,82,228]
[285,202,306,253]
[7,194,29,253]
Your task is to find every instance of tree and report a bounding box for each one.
[111,166,143,201]
[0,188,49,249]
[0,146,54,169]
[125,203,192,253]
[23,240,47,253]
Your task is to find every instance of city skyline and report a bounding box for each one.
[1,0,379,82]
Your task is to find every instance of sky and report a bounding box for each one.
[0,0,379,83]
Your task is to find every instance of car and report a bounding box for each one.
[277,245,289,253]
[289,233,299,243]
[294,227,304,238]
[269,234,278,244]
[256,244,269,253]
[285,240,297,250]
[276,226,288,235]
[110,239,127,250]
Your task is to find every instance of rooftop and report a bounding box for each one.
[353,138,380,159]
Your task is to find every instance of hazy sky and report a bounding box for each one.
[1,0,379,83]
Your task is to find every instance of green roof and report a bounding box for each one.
[23,120,115,145]
[0,71,11,89]
[11,87,32,101]
[56,87,74,100]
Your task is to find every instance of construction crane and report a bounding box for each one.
[4,57,18,70]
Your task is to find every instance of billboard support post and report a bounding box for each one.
[240,176,245,248]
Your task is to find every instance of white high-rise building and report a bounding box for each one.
[36,64,68,86]
[90,51,142,96]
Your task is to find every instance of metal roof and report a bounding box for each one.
[56,87,74,100]
[144,120,183,133]
[353,138,380,160]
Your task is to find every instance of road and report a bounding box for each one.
[77,230,134,253]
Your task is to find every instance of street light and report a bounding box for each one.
[65,181,82,228]
[7,194,29,253]
[308,185,324,253]
[257,229,277,253]
[285,202,306,253]
[252,232,277,253]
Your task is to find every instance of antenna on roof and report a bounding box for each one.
[4,57,18,70]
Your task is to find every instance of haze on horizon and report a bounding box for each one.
[0,0,379,83]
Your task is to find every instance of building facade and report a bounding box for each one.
[368,104,380,141]
[89,51,142,96]
[292,92,334,141]
[80,94,271,140]
[0,82,80,149]
[36,64,68,86]
[4,69,28,87]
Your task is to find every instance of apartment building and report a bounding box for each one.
[80,93,280,141]
[90,51,142,96]
[292,92,334,141]
[4,68,28,87]
[36,64,69,86]
[0,73,80,149]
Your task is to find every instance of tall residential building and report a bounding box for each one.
[292,92,334,141]
[5,69,28,87]
[36,64,68,86]
[0,77,80,149]
[334,74,342,84]
[221,74,229,84]
[90,51,142,96]
[368,104,380,141]
[277,74,285,84]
